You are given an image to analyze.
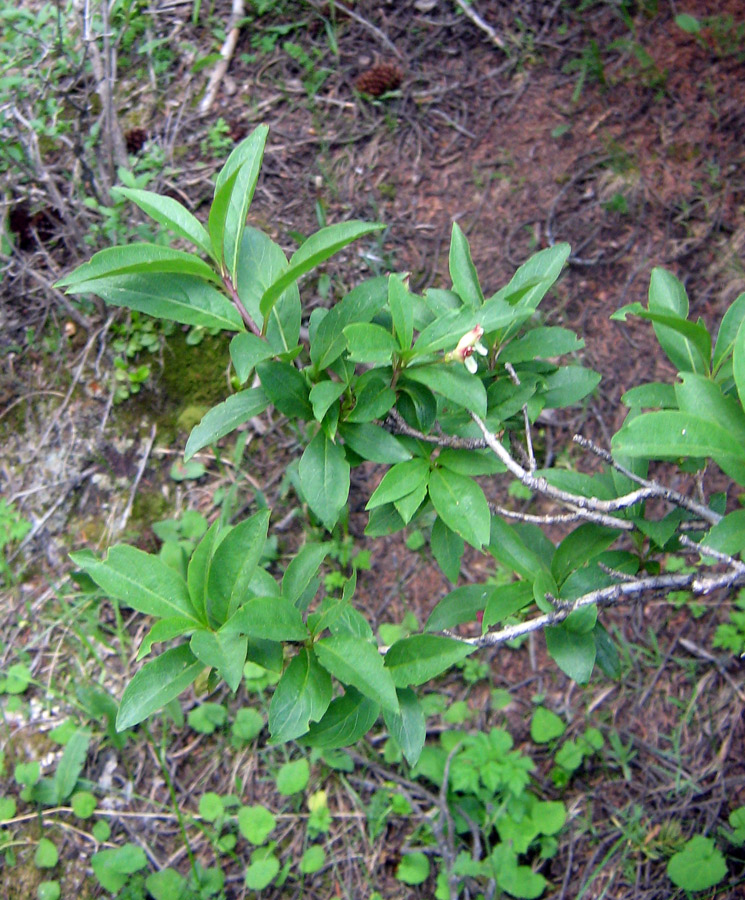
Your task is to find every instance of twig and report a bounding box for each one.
[462,566,745,649]
[453,0,505,50]
[198,0,245,117]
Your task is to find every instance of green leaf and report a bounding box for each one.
[315,635,399,712]
[223,126,268,284]
[396,852,430,886]
[366,459,430,510]
[184,386,268,460]
[187,520,221,624]
[245,855,279,890]
[734,318,745,411]
[344,322,397,363]
[62,272,243,331]
[500,326,583,362]
[116,645,203,730]
[675,12,701,33]
[223,596,307,642]
[612,410,745,483]
[437,447,504,475]
[261,221,385,319]
[594,623,621,679]
[299,846,326,875]
[703,509,745,557]
[404,364,487,417]
[545,626,595,683]
[275,758,309,795]
[675,372,745,445]
[298,430,350,530]
[71,791,96,818]
[384,635,474,687]
[91,845,147,893]
[345,376,397,423]
[309,380,347,423]
[35,838,58,868]
[70,546,197,621]
[37,882,61,900]
[530,707,565,743]
[238,804,276,844]
[428,468,490,550]
[282,543,330,606]
[145,869,188,900]
[551,524,618,586]
[268,648,332,743]
[300,687,379,748]
[189,629,247,692]
[425,583,493,631]
[56,244,220,287]
[388,273,415,349]
[53,729,90,802]
[667,836,727,891]
[234,227,301,352]
[449,222,484,307]
[621,382,678,408]
[205,510,271,625]
[230,333,273,384]
[713,292,745,371]
[383,688,425,765]
[339,423,412,464]
[256,359,312,419]
[310,277,388,369]
[543,365,601,408]
[430,517,464,583]
[648,268,710,373]
[115,187,213,259]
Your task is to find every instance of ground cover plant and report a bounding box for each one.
[2,1,745,898]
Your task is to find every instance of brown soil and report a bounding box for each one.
[2,1,745,898]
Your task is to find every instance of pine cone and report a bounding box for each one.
[125,128,147,154]
[355,62,404,97]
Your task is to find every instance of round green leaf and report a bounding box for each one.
[275,758,310,796]
[245,854,280,890]
[396,852,430,885]
[37,882,61,900]
[232,707,264,742]
[530,707,566,743]
[667,836,727,891]
[35,838,58,869]
[0,797,17,821]
[237,804,276,845]
[299,845,326,874]
[145,868,188,900]
[198,792,224,822]
[71,791,97,819]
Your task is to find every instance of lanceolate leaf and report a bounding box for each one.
[62,273,243,332]
[260,221,385,320]
[388,273,415,350]
[300,687,380,749]
[222,596,307,642]
[282,543,330,606]
[425,583,494,632]
[206,510,271,625]
[339,423,412,464]
[70,546,198,621]
[268,648,332,743]
[114,187,214,259]
[366,458,430,509]
[648,267,710,374]
[384,634,474,687]
[184,386,268,460]
[310,277,388,370]
[403,364,487,417]
[612,410,745,483]
[383,688,425,765]
[712,292,745,372]
[428,468,490,550]
[53,729,90,802]
[733,318,745,411]
[56,244,220,287]
[298,430,350,530]
[117,645,204,730]
[449,222,484,307]
[190,629,247,692]
[222,125,268,285]
[315,635,399,712]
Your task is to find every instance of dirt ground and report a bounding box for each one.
[2,0,745,897]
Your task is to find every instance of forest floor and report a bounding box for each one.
[2,0,745,897]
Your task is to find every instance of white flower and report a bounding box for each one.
[445,325,488,373]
